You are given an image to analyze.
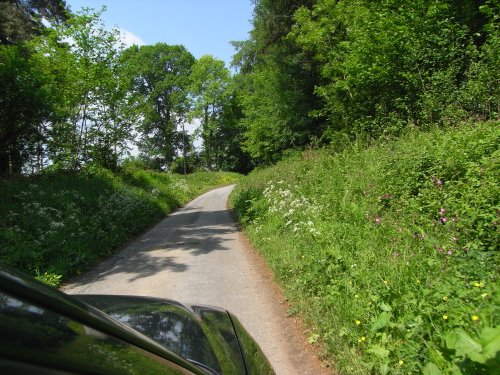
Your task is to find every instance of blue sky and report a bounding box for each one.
[65,0,254,67]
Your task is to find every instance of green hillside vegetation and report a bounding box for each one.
[230,122,499,374]
[1,2,499,373]
[0,166,240,286]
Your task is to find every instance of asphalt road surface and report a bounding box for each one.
[64,185,327,374]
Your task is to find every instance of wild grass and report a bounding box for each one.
[0,165,240,286]
[230,122,499,374]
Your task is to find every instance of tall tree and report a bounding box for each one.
[290,0,495,136]
[232,0,498,163]
[189,55,231,170]
[0,0,69,44]
[0,0,70,176]
[121,43,194,170]
[41,8,133,169]
[0,42,55,175]
[232,0,321,164]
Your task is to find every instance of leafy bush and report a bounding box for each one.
[0,166,240,286]
[230,122,499,374]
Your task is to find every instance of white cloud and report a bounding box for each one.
[118,28,144,48]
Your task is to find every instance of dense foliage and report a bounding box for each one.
[0,0,69,44]
[2,2,499,372]
[0,166,240,286]
[0,5,248,176]
[231,122,499,374]
[232,0,499,162]
[3,1,497,173]
[121,43,195,169]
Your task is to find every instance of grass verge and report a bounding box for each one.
[230,121,499,374]
[0,165,240,286]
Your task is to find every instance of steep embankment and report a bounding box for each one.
[231,122,499,374]
[0,166,240,286]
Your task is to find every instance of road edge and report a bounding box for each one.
[227,200,335,375]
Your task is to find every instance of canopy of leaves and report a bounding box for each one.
[232,0,321,164]
[0,42,55,175]
[0,0,69,44]
[121,43,195,169]
[233,0,499,163]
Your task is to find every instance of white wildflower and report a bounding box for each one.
[50,221,65,229]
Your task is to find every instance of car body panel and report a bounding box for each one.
[0,290,197,374]
[0,265,274,374]
[75,295,247,374]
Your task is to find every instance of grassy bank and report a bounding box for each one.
[230,122,499,374]
[0,165,240,286]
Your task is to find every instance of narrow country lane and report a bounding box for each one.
[63,185,328,375]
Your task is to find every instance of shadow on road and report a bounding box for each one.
[66,209,238,288]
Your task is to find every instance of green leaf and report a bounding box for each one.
[308,333,320,344]
[427,259,438,266]
[479,327,500,363]
[446,328,500,364]
[423,362,442,375]
[446,328,483,358]
[367,345,390,358]
[379,301,392,312]
[379,361,390,375]
[371,312,392,331]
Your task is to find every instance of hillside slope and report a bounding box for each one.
[0,166,240,285]
[231,122,499,374]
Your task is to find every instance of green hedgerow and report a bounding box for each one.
[230,121,499,374]
[0,167,240,286]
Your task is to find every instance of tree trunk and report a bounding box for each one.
[0,150,9,177]
[203,106,211,170]
[182,122,187,175]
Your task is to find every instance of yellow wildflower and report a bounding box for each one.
[472,315,480,321]
[399,360,404,365]
[442,296,448,301]
[442,315,448,320]
[355,320,361,325]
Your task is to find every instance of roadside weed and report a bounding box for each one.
[230,122,499,374]
[0,167,240,286]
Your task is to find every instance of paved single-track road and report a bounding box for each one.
[64,185,329,374]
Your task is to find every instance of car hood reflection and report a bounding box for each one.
[75,295,244,375]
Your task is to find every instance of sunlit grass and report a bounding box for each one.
[0,166,240,286]
[230,121,499,374]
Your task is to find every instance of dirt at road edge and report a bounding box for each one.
[234,221,335,375]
